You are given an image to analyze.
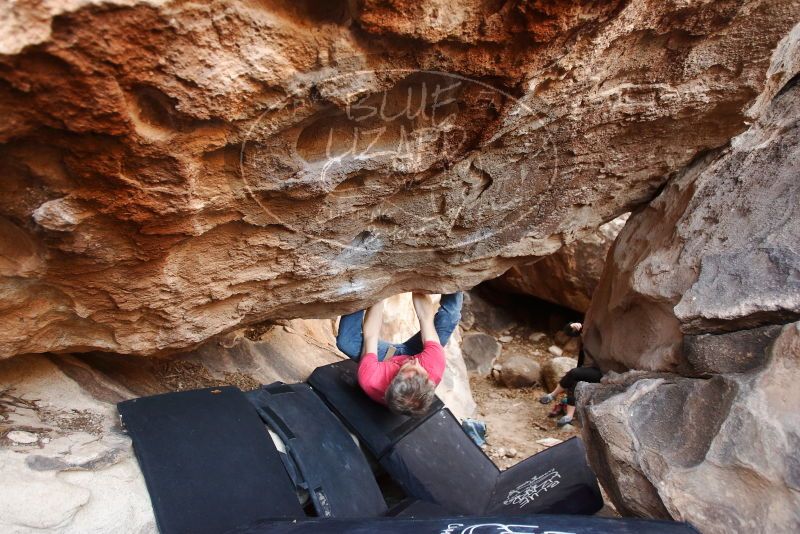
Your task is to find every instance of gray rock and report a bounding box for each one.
[584,31,800,372]
[548,345,564,357]
[578,322,800,533]
[683,324,783,375]
[461,332,502,375]
[496,356,541,388]
[577,35,800,534]
[541,357,578,392]
[529,332,547,343]
[460,292,517,335]
[7,431,38,444]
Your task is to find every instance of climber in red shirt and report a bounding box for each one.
[357,293,445,417]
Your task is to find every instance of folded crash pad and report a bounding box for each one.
[246,382,387,518]
[381,409,603,516]
[380,409,498,513]
[308,359,442,458]
[488,437,603,515]
[118,386,304,534]
[227,514,701,534]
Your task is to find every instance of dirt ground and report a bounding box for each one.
[469,329,580,471]
[471,374,579,470]
[464,288,619,516]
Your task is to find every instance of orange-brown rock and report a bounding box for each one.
[1,0,796,357]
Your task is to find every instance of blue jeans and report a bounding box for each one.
[336,292,463,361]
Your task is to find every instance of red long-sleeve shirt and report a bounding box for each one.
[357,341,445,405]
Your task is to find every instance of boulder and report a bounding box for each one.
[495,355,541,388]
[576,30,800,534]
[584,26,800,373]
[0,0,796,358]
[494,214,629,312]
[529,332,547,343]
[541,357,578,392]
[461,332,501,375]
[460,291,516,334]
[578,322,800,533]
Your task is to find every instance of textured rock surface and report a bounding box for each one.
[541,356,578,392]
[576,28,800,533]
[0,355,155,534]
[584,25,800,372]
[494,213,629,312]
[495,355,541,388]
[1,0,797,357]
[683,324,783,375]
[578,322,800,533]
[461,332,501,376]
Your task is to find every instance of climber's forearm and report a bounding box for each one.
[418,316,440,344]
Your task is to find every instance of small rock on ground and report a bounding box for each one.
[496,356,541,388]
[7,431,38,444]
[462,332,502,375]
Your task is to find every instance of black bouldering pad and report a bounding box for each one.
[379,409,499,514]
[386,498,453,518]
[380,409,603,517]
[488,437,604,516]
[308,359,442,458]
[118,386,304,534]
[246,382,387,518]
[227,514,701,534]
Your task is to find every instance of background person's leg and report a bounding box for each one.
[559,367,602,426]
[558,368,580,390]
[336,310,365,360]
[400,291,463,354]
[558,366,602,390]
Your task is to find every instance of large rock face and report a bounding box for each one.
[1,0,796,358]
[493,213,629,313]
[579,322,800,533]
[584,23,800,373]
[578,27,800,533]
